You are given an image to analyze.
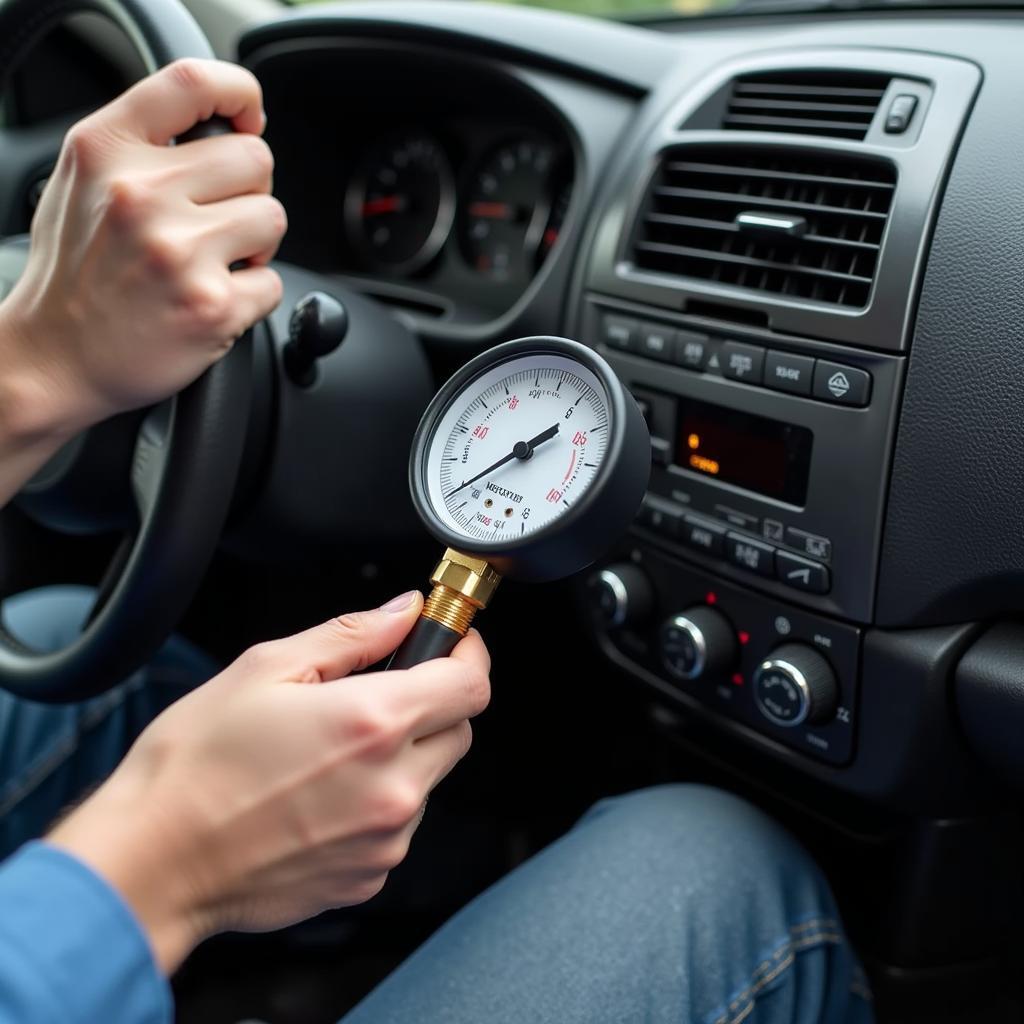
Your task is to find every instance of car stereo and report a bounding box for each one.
[673,397,813,506]
[580,297,904,626]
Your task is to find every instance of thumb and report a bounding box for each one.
[278,591,424,681]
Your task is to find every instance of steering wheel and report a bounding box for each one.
[0,0,252,701]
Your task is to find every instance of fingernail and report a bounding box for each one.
[381,590,418,613]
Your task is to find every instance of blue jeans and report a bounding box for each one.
[0,587,872,1024]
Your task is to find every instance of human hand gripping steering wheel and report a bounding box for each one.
[0,0,284,700]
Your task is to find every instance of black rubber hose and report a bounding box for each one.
[387,617,463,670]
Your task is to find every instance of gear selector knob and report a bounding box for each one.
[285,290,349,386]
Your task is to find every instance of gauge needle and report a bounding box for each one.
[362,195,407,217]
[444,423,560,500]
[468,201,517,222]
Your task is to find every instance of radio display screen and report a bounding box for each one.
[674,398,813,505]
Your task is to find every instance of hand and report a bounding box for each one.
[47,591,491,974]
[0,58,287,443]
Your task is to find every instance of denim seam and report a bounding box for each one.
[0,679,142,815]
[707,918,843,1024]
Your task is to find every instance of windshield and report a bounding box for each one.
[287,0,1024,17]
[285,0,746,19]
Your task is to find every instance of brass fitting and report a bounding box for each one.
[421,548,502,636]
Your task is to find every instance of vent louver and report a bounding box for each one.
[722,70,891,141]
[631,147,897,309]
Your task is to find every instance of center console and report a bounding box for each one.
[569,48,980,770]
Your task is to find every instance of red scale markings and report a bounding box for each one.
[562,448,577,485]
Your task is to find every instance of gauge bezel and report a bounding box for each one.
[343,131,457,277]
[409,336,651,582]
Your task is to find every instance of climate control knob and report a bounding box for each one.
[753,644,838,728]
[587,564,653,629]
[659,607,737,681]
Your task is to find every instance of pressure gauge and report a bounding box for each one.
[411,336,650,582]
[390,336,649,668]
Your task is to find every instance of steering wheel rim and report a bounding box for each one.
[0,0,252,702]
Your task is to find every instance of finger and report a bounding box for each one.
[269,592,425,682]
[161,133,273,203]
[450,628,491,678]
[347,636,491,740]
[201,194,287,266]
[225,265,285,336]
[409,720,474,790]
[102,59,265,145]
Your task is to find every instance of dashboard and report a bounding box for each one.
[234,3,1024,820]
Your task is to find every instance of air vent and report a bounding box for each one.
[723,71,891,141]
[631,147,897,308]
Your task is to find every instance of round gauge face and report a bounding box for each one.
[424,353,611,546]
[461,138,558,279]
[344,132,455,275]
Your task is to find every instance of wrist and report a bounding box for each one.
[47,775,209,974]
[0,302,84,446]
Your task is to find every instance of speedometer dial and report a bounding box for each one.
[461,137,561,279]
[344,132,455,275]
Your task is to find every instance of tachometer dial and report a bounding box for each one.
[344,132,455,275]
[461,138,563,279]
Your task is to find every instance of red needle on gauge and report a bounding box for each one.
[469,201,515,221]
[362,195,407,216]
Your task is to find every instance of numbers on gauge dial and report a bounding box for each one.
[427,357,609,543]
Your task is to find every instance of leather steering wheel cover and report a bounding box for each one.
[0,0,252,701]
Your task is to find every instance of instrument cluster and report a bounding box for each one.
[340,126,573,294]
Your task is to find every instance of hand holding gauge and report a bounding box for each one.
[388,337,650,669]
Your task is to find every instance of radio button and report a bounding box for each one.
[725,533,775,577]
[721,342,765,384]
[765,350,814,396]
[776,551,831,595]
[601,315,637,352]
[714,504,759,532]
[675,330,711,371]
[638,323,675,363]
[637,497,682,538]
[812,361,871,407]
[650,437,671,466]
[784,528,832,562]
[681,514,727,556]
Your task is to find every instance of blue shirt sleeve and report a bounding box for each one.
[0,841,172,1024]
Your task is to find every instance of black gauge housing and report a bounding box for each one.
[409,336,651,582]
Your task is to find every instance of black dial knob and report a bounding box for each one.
[753,644,838,728]
[587,564,653,629]
[659,606,737,681]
